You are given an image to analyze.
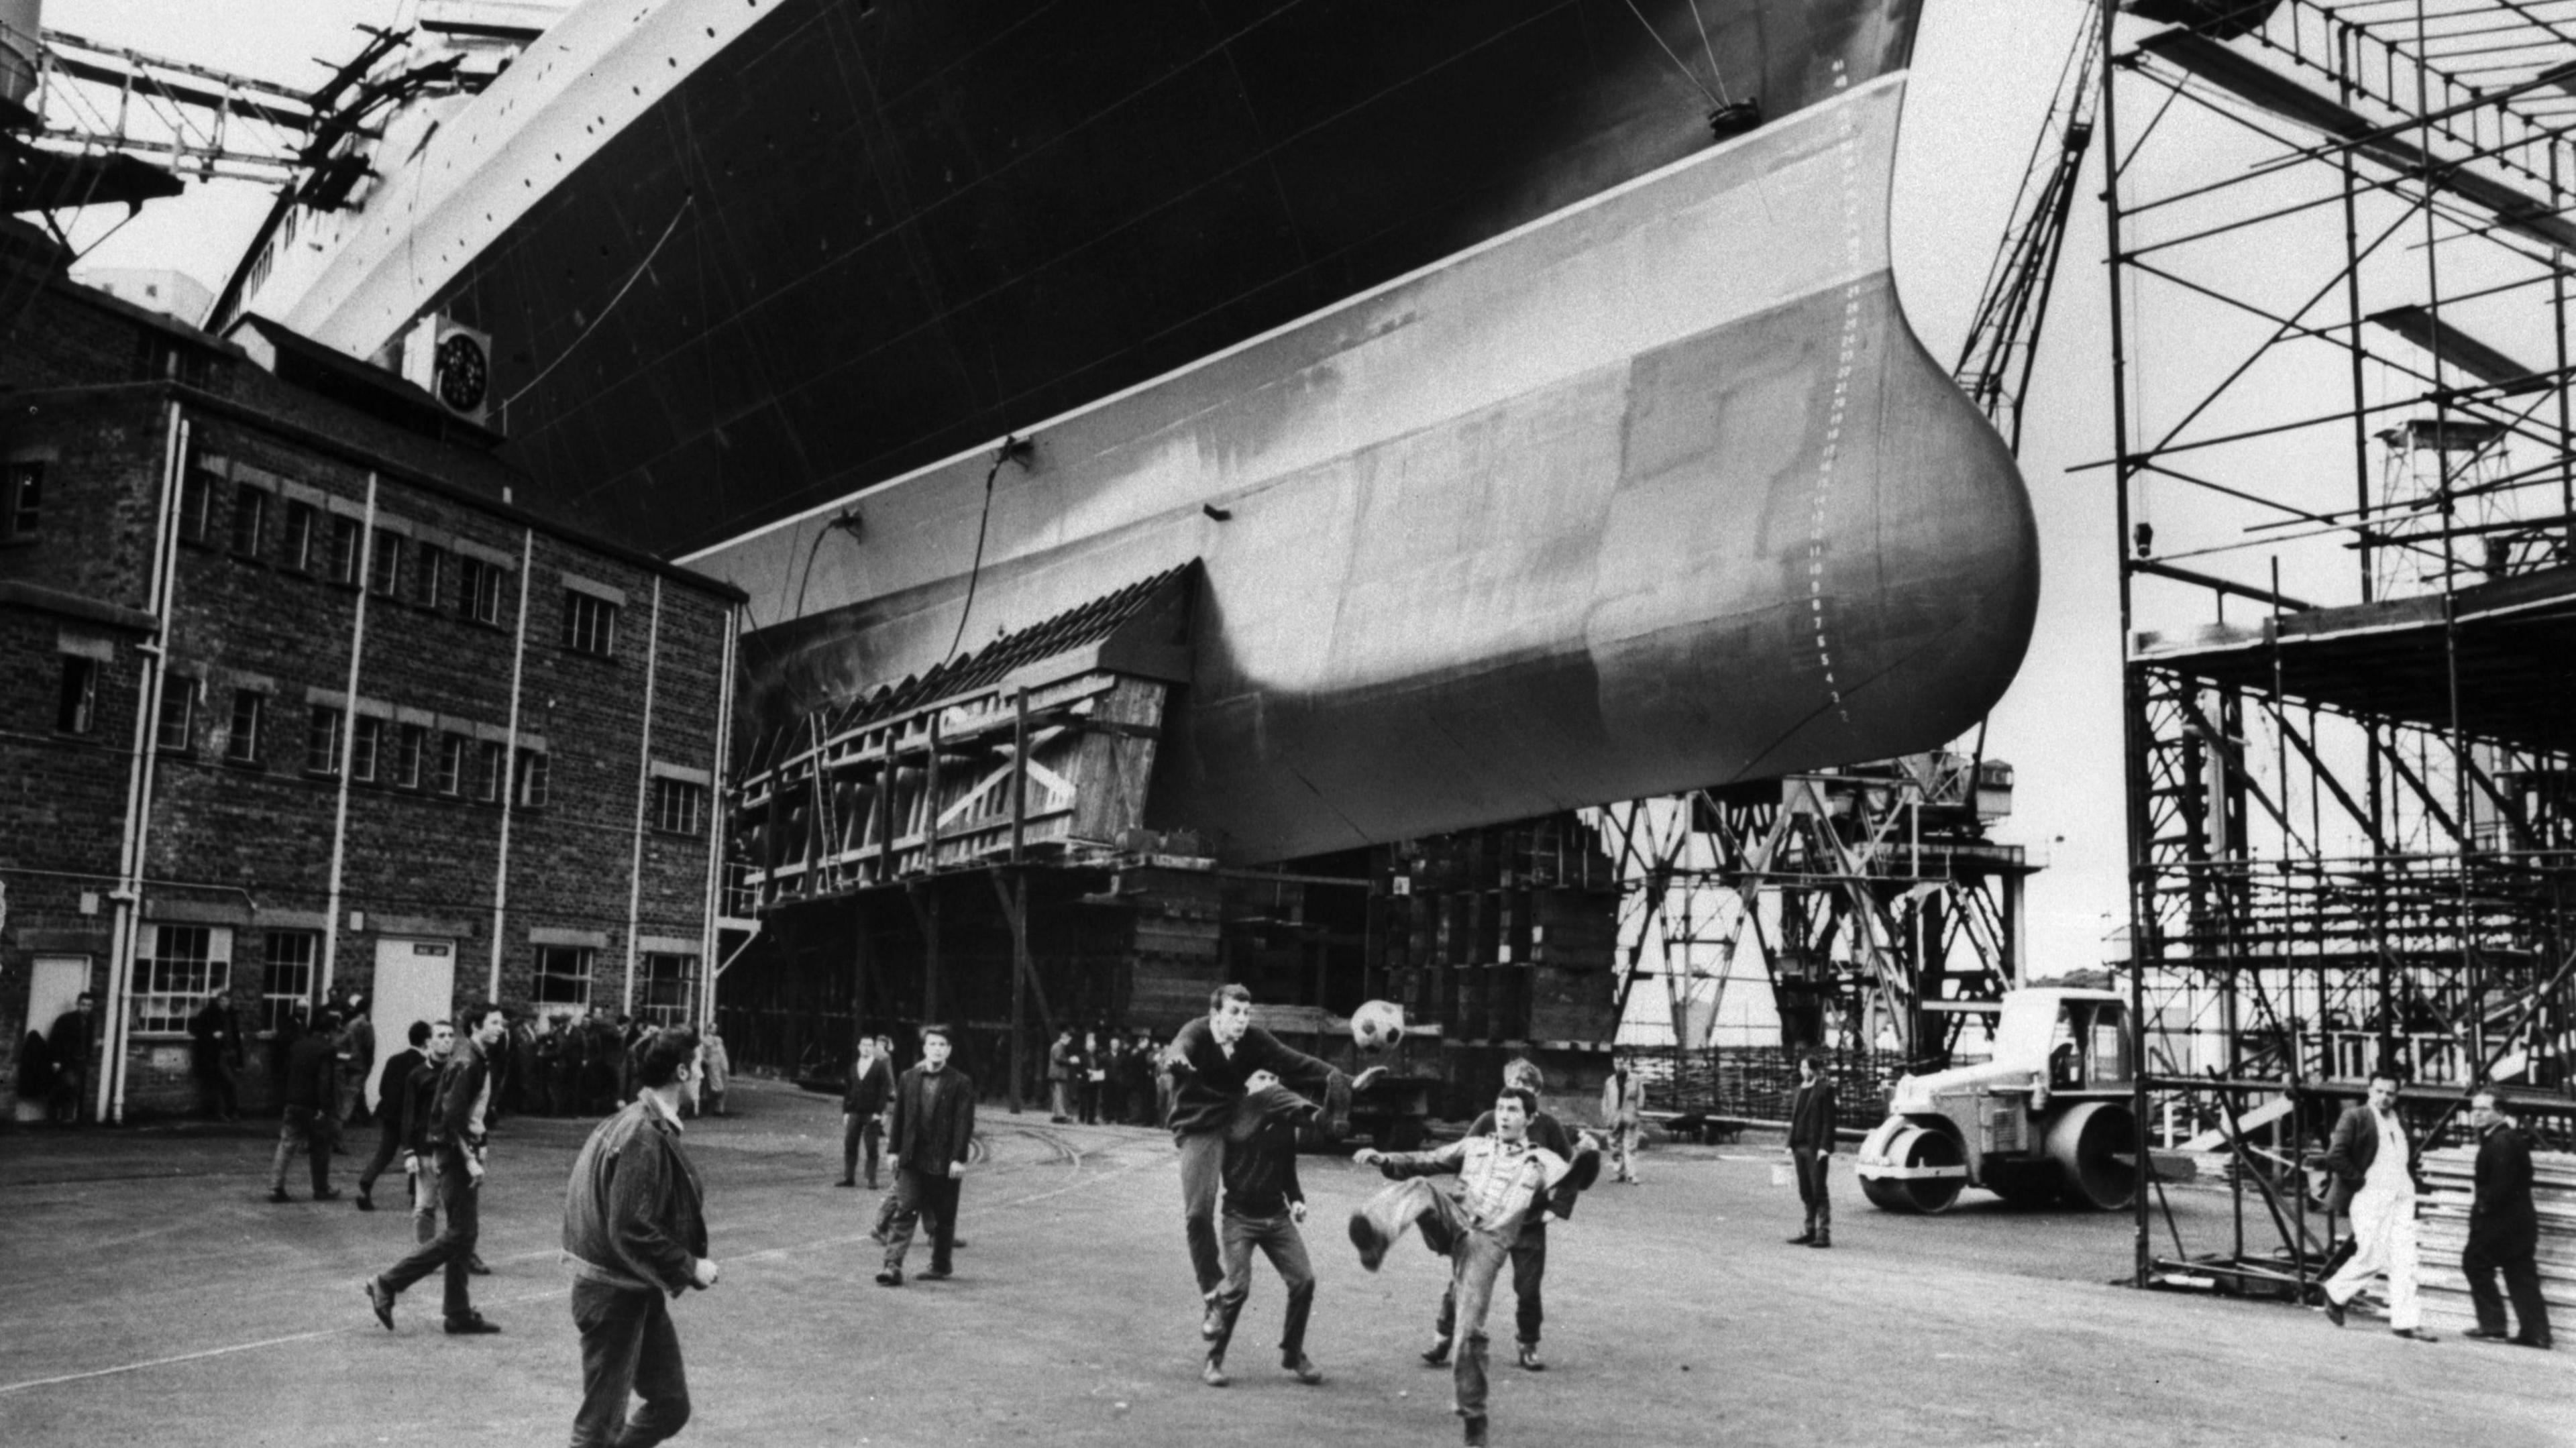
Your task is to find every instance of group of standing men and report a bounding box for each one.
[1046,1026,1161,1125]
[2316,1071,2553,1349]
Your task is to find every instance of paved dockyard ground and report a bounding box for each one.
[4,1081,2569,1448]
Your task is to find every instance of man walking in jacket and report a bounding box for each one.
[2461,1087,2553,1349]
[1165,984,1379,1337]
[2317,1070,2432,1340]
[563,1025,720,1448]
[355,1020,431,1211]
[1786,1053,1838,1248]
[270,1009,343,1202]
[839,1032,894,1188]
[877,1023,974,1286]
[366,1002,507,1335]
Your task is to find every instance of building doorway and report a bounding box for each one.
[367,939,455,1112]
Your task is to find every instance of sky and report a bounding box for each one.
[36,0,2143,975]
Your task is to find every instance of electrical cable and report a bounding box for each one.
[936,438,1022,669]
[1621,0,1719,108]
[500,193,695,412]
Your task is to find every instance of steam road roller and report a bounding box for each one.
[1856,986,2137,1213]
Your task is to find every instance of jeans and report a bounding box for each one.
[411,1154,442,1244]
[1609,1121,1642,1182]
[270,1105,331,1195]
[378,1146,480,1322]
[1436,1226,1546,1347]
[1792,1146,1831,1232]
[1177,1130,1226,1295]
[883,1167,959,1274]
[842,1115,882,1186]
[570,1278,691,1448]
[1423,1188,1513,1424]
[1210,1209,1315,1363]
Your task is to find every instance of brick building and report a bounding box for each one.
[1,221,743,1121]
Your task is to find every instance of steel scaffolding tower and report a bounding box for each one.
[2100,0,2576,1301]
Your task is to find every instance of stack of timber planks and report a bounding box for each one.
[2412,1143,2576,1337]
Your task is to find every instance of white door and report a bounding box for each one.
[23,957,91,1119]
[368,939,455,1111]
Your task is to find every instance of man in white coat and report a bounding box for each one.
[2317,1070,2432,1341]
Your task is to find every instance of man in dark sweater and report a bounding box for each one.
[367,1002,507,1335]
[561,1025,720,1448]
[1786,1052,1839,1249]
[268,1009,343,1202]
[1164,984,1381,1337]
[396,1021,457,1245]
[877,1023,975,1286]
[2461,1087,2553,1349]
[1426,1060,1598,1373]
[355,1021,431,1211]
[1203,1071,1327,1389]
[839,1032,894,1189]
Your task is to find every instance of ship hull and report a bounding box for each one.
[253,0,2037,862]
[704,74,2037,861]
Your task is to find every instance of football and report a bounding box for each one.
[1350,999,1406,1054]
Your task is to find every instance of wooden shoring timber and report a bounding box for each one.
[743,669,1174,902]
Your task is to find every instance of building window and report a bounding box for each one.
[368,531,402,597]
[639,953,700,1027]
[532,946,594,1011]
[395,723,427,789]
[413,543,446,609]
[155,678,197,754]
[351,716,383,783]
[178,463,216,545]
[514,748,549,809]
[436,732,467,796]
[225,689,264,764]
[57,656,99,734]
[230,486,267,556]
[477,740,505,802]
[306,705,343,775]
[283,502,318,573]
[331,516,363,585]
[651,777,705,836]
[135,924,231,1036]
[460,557,505,626]
[562,590,617,657]
[259,930,318,1034]
[3,459,39,539]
